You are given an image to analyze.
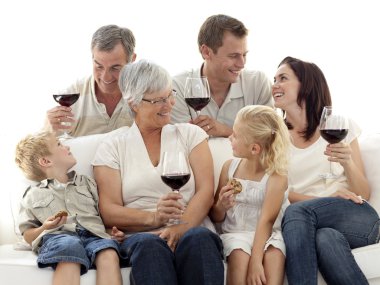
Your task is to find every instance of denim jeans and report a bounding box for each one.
[38,227,120,275]
[282,197,380,285]
[120,227,224,285]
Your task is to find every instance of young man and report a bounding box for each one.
[15,131,122,285]
[171,14,273,137]
[46,25,137,137]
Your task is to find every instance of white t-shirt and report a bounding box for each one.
[288,119,361,197]
[92,123,207,211]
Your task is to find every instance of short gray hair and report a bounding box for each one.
[91,24,136,62]
[119,59,172,118]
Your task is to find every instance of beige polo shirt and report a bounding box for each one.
[62,76,133,137]
[171,67,273,127]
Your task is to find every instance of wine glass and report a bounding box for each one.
[183,76,211,118]
[52,93,80,140]
[319,106,349,179]
[161,151,191,225]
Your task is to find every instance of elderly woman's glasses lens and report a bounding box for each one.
[142,90,177,105]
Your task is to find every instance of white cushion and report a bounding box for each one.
[359,134,380,213]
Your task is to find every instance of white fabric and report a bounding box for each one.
[92,123,207,211]
[288,119,361,197]
[4,132,380,285]
[171,68,273,127]
[220,158,288,257]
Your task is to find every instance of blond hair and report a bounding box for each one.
[236,105,290,175]
[15,131,53,181]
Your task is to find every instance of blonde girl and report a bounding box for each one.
[210,105,291,285]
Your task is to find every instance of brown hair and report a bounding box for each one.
[279,56,332,140]
[198,14,248,54]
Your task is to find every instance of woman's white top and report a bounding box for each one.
[288,118,361,197]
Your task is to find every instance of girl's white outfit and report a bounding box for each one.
[220,158,289,257]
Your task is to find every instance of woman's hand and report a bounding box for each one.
[154,192,185,227]
[157,224,188,252]
[325,142,353,167]
[215,184,235,212]
[330,188,364,204]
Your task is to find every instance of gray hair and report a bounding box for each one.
[119,59,172,118]
[91,24,136,62]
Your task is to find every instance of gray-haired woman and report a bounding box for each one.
[93,59,224,285]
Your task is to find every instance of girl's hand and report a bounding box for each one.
[216,184,235,211]
[110,226,126,242]
[42,215,67,230]
[330,188,364,204]
[247,260,267,285]
[325,142,353,167]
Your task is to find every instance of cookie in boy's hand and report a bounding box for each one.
[54,210,68,219]
[229,178,242,194]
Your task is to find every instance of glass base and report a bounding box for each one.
[319,173,339,179]
[166,218,188,227]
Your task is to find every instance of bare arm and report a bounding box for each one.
[95,166,168,232]
[247,174,287,283]
[23,215,67,245]
[209,160,234,222]
[327,139,370,199]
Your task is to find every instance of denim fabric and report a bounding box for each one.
[282,197,380,285]
[37,227,120,275]
[120,227,224,285]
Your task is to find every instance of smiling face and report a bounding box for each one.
[272,63,301,111]
[134,88,175,129]
[203,31,247,84]
[45,136,77,171]
[229,120,253,158]
[92,42,130,96]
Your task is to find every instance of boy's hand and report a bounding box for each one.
[110,226,126,242]
[43,215,67,230]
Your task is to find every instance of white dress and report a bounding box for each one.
[220,158,289,257]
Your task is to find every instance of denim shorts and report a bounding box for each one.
[37,227,120,274]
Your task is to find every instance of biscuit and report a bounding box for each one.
[54,210,68,219]
[229,178,242,194]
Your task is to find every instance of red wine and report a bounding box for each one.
[161,173,190,190]
[320,129,348,144]
[185,98,210,111]
[53,93,80,107]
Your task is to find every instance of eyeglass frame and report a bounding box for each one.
[141,89,177,105]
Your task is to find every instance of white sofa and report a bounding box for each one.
[1,127,379,285]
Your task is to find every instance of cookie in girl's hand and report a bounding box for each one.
[229,178,242,194]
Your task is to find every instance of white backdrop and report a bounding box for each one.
[1,0,379,244]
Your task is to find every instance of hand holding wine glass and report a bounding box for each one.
[319,106,349,179]
[183,76,211,118]
[161,151,191,225]
[52,92,80,140]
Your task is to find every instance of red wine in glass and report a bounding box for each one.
[320,129,348,144]
[185,98,211,112]
[183,77,211,117]
[52,93,80,140]
[161,151,190,225]
[53,93,80,107]
[161,173,191,191]
[319,106,349,179]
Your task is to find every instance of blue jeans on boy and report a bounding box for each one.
[282,197,380,285]
[120,226,224,285]
[38,226,120,274]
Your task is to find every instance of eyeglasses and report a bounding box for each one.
[141,89,177,105]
